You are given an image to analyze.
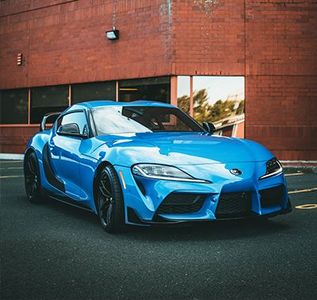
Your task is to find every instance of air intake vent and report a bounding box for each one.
[260,185,284,208]
[156,193,207,214]
[216,192,251,218]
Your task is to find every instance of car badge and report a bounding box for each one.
[230,168,242,176]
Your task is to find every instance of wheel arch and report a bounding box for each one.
[23,147,37,170]
[92,160,114,210]
[93,159,126,232]
[24,147,35,159]
[24,146,45,203]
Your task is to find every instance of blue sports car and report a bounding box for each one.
[24,101,291,233]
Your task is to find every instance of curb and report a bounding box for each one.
[281,161,317,173]
[281,160,317,168]
[0,153,24,160]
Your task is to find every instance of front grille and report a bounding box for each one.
[260,185,284,208]
[216,192,252,218]
[156,193,206,214]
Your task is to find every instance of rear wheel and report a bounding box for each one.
[96,165,125,233]
[24,151,43,203]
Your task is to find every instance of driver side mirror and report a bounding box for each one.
[202,122,216,134]
[57,123,88,138]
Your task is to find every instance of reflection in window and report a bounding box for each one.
[59,111,88,136]
[119,77,170,103]
[72,81,116,103]
[192,76,245,138]
[0,89,28,124]
[177,76,190,114]
[31,85,69,124]
[92,106,201,135]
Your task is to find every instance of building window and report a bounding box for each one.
[31,85,69,124]
[119,77,170,103]
[192,76,245,123]
[72,81,116,104]
[176,76,245,138]
[0,89,28,124]
[177,76,191,114]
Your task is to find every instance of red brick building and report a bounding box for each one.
[0,0,316,160]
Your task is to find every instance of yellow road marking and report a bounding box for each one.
[295,204,317,210]
[289,187,317,194]
[0,175,24,179]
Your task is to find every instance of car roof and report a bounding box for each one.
[69,100,175,111]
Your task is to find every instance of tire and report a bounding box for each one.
[24,151,43,203]
[96,165,125,233]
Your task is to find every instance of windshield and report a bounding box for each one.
[92,106,203,135]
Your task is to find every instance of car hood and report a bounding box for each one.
[92,132,273,166]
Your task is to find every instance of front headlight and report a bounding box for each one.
[132,164,210,183]
[259,158,283,180]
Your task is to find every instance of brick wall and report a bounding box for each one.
[0,0,316,159]
[246,75,317,160]
[245,0,317,160]
[172,0,245,75]
[172,0,317,160]
[0,0,173,88]
[0,126,38,153]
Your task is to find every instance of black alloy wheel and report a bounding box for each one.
[24,152,43,203]
[96,165,125,233]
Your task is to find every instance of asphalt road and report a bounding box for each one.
[1,161,317,300]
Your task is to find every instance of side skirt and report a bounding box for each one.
[45,190,94,213]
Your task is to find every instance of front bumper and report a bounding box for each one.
[128,198,292,225]
[114,163,291,226]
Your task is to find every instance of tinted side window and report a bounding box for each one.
[59,111,89,136]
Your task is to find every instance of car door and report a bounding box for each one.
[49,110,90,200]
